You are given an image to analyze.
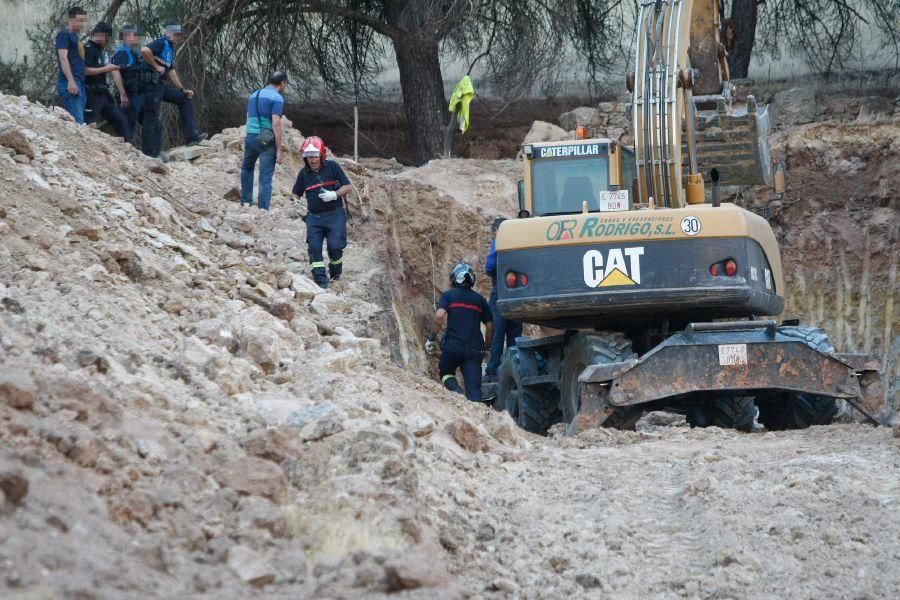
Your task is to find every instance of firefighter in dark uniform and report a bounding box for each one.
[111,25,144,144]
[426,262,494,401]
[83,22,130,140]
[291,136,353,288]
[139,21,206,157]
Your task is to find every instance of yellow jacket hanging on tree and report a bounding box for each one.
[448,76,475,134]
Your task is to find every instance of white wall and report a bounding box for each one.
[0,0,53,63]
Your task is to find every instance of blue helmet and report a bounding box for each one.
[450,261,476,288]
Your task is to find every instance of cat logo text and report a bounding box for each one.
[582,247,645,287]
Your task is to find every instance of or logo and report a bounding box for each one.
[583,247,645,287]
[681,216,701,236]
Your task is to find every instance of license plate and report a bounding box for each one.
[718,344,748,366]
[599,190,629,212]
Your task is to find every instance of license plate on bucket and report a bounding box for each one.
[718,344,748,366]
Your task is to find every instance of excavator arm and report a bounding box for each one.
[630,0,772,208]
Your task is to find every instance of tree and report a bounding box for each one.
[725,0,900,78]
[182,0,631,164]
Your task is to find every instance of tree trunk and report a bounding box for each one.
[728,0,758,79]
[392,37,447,164]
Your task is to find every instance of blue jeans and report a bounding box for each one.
[56,79,86,124]
[241,134,277,209]
[485,285,523,376]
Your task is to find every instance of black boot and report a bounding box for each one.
[186,132,208,146]
[329,262,343,281]
[312,267,329,289]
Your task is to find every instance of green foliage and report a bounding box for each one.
[0,57,28,96]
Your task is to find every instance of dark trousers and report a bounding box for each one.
[306,207,347,284]
[141,84,199,157]
[439,340,484,401]
[485,286,523,376]
[85,90,131,140]
[118,89,145,144]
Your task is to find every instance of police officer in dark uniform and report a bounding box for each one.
[83,22,130,140]
[139,21,206,157]
[111,25,144,144]
[426,262,494,401]
[291,136,353,288]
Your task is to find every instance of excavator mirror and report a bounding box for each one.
[517,180,529,218]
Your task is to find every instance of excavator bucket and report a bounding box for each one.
[689,96,773,187]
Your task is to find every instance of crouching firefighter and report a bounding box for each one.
[291,136,353,288]
[426,262,493,401]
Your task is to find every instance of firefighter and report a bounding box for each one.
[291,136,353,288]
[426,262,494,402]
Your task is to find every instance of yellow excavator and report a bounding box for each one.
[490,0,885,433]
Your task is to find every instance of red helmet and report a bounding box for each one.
[299,136,326,160]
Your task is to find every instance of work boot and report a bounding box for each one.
[329,263,342,282]
[186,132,208,146]
[312,267,329,289]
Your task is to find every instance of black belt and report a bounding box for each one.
[309,204,342,214]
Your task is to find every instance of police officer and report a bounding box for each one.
[83,22,130,140]
[483,217,523,382]
[291,136,353,288]
[426,262,494,402]
[111,25,144,144]
[139,21,207,157]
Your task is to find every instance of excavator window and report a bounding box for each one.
[531,156,610,215]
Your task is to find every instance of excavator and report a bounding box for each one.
[490,0,886,433]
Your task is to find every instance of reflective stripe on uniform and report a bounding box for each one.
[441,374,456,384]
[330,257,343,265]
[310,261,326,269]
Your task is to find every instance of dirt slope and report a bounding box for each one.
[0,94,898,598]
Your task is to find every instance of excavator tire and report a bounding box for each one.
[496,349,561,435]
[687,396,757,431]
[757,326,839,430]
[560,332,637,426]
[758,393,839,430]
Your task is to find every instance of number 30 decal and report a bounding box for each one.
[681,216,701,236]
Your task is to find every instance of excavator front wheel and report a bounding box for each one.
[560,332,640,429]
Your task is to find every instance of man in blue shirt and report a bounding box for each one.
[139,21,207,157]
[55,6,88,123]
[291,136,353,288]
[484,217,523,382]
[241,71,287,210]
[426,262,494,401]
[111,25,145,145]
[83,22,130,140]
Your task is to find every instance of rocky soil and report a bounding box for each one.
[0,93,898,598]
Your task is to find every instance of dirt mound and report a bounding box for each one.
[0,93,898,598]
[762,120,899,407]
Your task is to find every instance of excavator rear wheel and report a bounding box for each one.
[496,349,561,435]
[560,332,638,428]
